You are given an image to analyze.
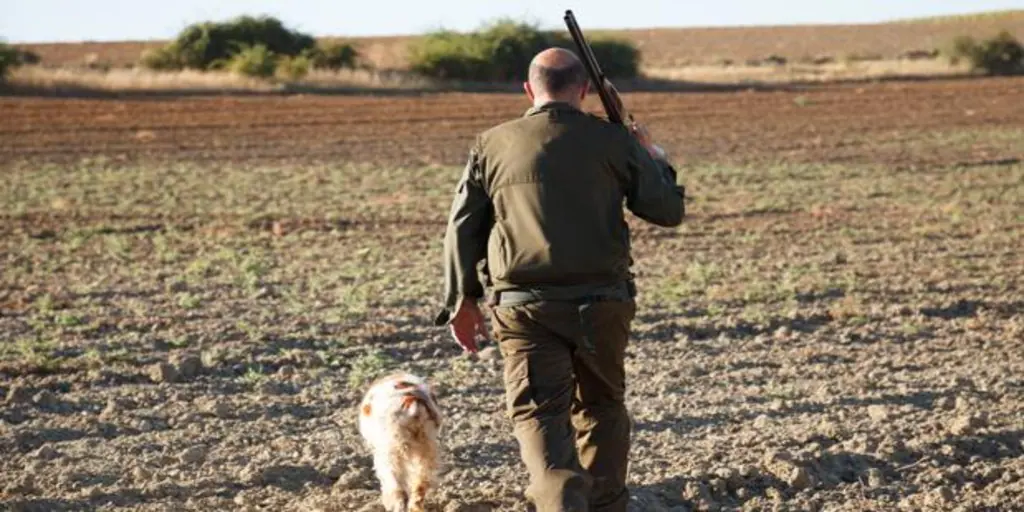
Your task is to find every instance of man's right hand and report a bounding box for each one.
[630,121,667,161]
[448,298,488,354]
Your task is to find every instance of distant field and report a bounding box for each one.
[15,10,1024,71]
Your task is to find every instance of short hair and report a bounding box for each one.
[529,59,586,94]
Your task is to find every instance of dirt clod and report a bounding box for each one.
[788,466,813,490]
[32,390,59,409]
[931,486,954,505]
[477,347,500,361]
[5,385,34,405]
[179,445,207,465]
[682,480,714,504]
[867,468,885,487]
[867,404,890,422]
[333,469,372,490]
[149,363,180,383]
[100,398,124,419]
[949,413,988,436]
[172,354,204,380]
[132,467,153,481]
[203,400,233,419]
[33,445,61,460]
[753,414,772,429]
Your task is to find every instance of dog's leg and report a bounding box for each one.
[406,481,428,512]
[374,454,407,512]
[405,452,437,512]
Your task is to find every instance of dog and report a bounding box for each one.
[358,372,443,512]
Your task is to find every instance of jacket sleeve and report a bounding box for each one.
[434,142,493,326]
[623,135,685,227]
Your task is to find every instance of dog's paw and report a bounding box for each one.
[381,488,407,512]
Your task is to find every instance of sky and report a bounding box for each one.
[2,0,1021,43]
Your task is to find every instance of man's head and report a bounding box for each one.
[525,48,588,108]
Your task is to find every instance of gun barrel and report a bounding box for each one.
[564,10,624,125]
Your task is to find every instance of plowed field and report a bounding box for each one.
[2,77,1022,168]
[2,77,1023,512]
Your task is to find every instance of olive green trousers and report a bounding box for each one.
[491,299,636,512]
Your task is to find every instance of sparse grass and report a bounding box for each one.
[177,293,202,310]
[54,313,84,328]
[11,337,61,371]
[240,365,268,385]
[347,349,395,388]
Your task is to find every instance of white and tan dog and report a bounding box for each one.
[358,372,443,512]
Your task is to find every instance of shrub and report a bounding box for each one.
[307,42,358,70]
[409,18,641,82]
[12,47,40,65]
[0,42,17,80]
[585,39,641,79]
[1,42,40,80]
[276,54,311,79]
[140,15,316,72]
[479,19,552,81]
[139,45,184,70]
[228,44,278,78]
[949,31,1024,75]
[408,30,492,81]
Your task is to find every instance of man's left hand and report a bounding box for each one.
[449,298,488,354]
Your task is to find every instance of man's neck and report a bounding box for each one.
[533,98,581,110]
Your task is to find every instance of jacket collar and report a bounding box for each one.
[524,101,582,117]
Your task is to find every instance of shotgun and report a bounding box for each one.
[563,9,633,126]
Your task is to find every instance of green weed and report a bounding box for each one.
[347,349,395,388]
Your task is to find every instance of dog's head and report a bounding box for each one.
[360,372,442,430]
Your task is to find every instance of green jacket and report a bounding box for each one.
[435,101,684,325]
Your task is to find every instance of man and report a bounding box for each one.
[434,47,685,511]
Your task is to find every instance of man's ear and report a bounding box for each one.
[524,81,535,102]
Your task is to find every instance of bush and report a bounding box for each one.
[408,29,493,80]
[307,42,358,70]
[13,47,40,65]
[228,44,278,78]
[479,20,552,81]
[0,42,17,80]
[276,54,312,79]
[140,15,316,72]
[949,31,1024,75]
[1,42,39,80]
[409,19,641,82]
[139,45,184,71]
[585,39,641,79]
